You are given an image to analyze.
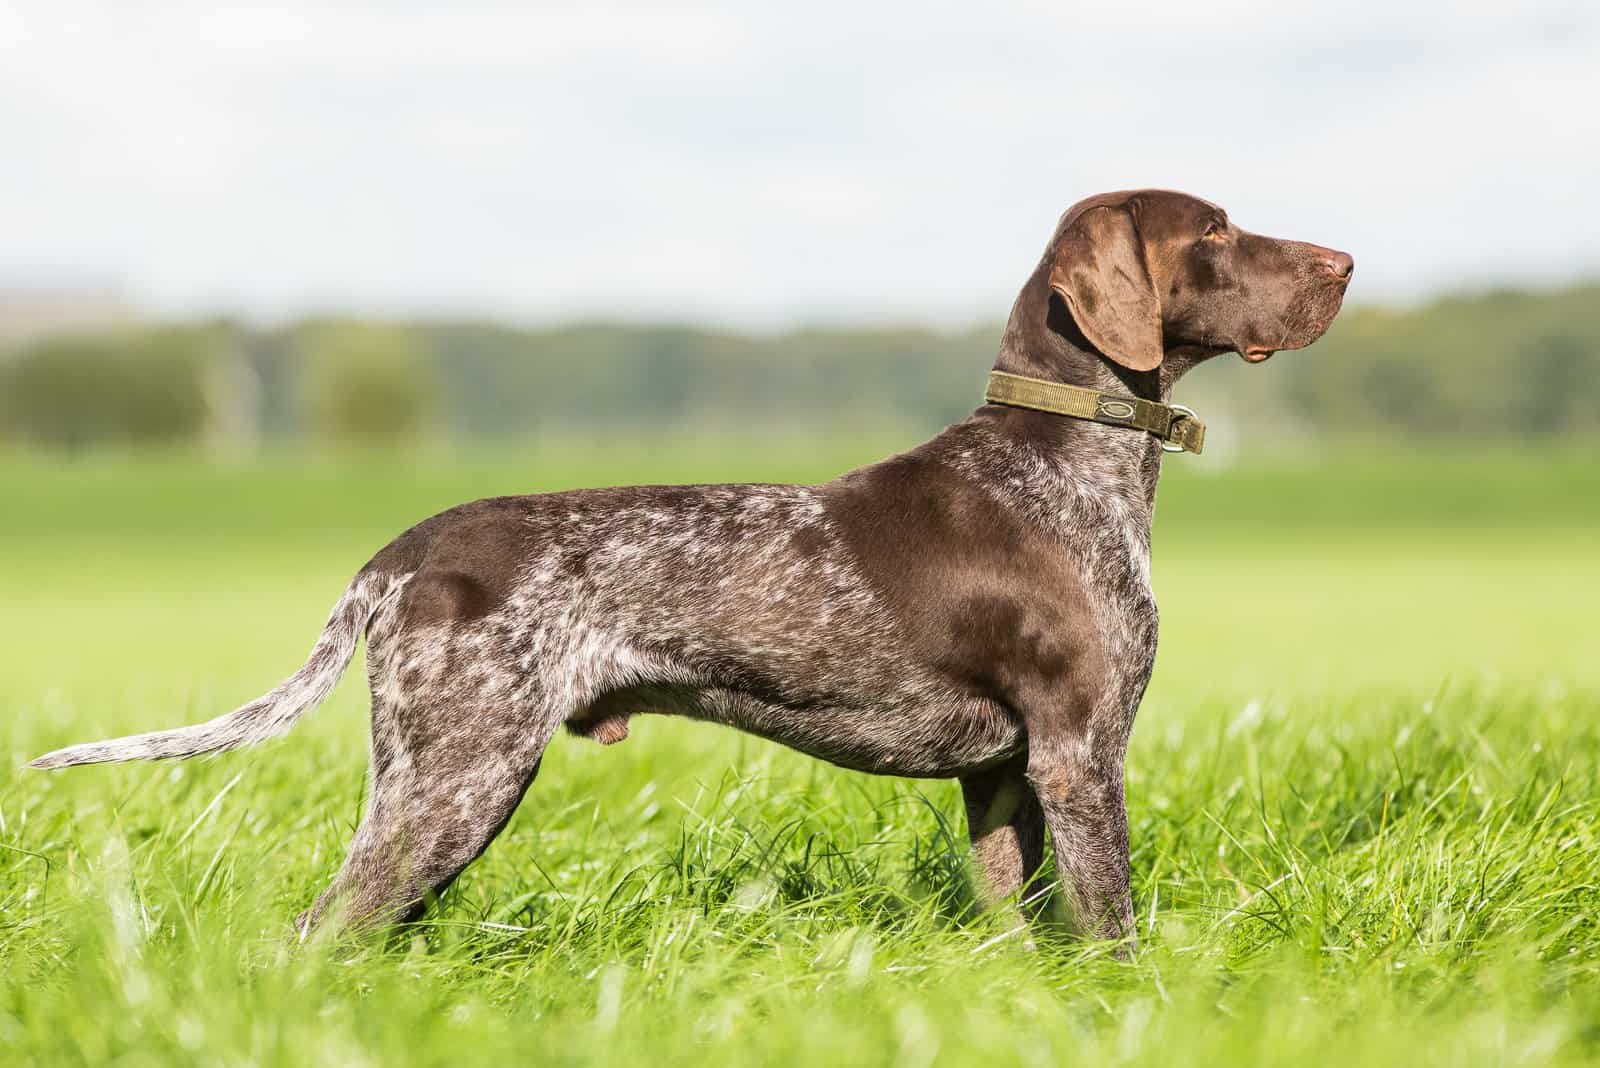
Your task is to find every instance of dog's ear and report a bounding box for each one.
[1048,205,1164,371]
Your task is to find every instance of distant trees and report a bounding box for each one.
[1,283,1597,452]
[0,320,442,453]
[1278,284,1600,439]
[296,322,438,447]
[0,325,229,451]
[1514,331,1598,437]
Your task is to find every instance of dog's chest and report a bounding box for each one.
[1009,471,1161,725]
[1076,515,1159,714]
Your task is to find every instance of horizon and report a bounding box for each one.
[3,273,1596,339]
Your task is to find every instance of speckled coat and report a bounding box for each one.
[31,189,1352,943]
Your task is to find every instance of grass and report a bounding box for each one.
[2,438,1598,1066]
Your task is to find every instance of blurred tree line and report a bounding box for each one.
[1,283,1596,452]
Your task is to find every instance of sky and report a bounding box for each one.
[3,1,1598,327]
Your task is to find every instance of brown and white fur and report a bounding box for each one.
[30,190,1353,943]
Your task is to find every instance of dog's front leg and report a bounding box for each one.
[960,756,1046,916]
[1023,736,1135,950]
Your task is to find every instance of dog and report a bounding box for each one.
[31,190,1352,942]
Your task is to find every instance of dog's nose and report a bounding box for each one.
[1318,250,1354,280]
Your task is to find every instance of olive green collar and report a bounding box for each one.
[984,370,1206,455]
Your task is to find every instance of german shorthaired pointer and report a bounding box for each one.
[32,190,1353,944]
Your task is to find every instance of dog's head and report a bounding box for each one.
[1044,189,1353,371]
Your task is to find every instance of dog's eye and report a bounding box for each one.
[1201,221,1226,241]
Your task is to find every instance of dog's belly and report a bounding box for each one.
[718,692,1025,778]
[585,681,1024,779]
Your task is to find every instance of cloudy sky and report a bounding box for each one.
[3,1,1597,326]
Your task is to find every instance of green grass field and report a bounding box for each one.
[3,440,1598,1066]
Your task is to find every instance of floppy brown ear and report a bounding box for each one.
[1048,205,1164,371]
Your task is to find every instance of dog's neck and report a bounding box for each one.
[964,266,1216,520]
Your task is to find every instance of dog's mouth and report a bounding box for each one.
[1239,281,1349,364]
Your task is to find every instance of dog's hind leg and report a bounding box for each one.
[960,756,1047,917]
[295,689,561,937]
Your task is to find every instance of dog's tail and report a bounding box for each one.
[27,565,412,770]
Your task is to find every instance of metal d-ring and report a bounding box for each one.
[1161,404,1199,453]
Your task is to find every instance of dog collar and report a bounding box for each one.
[984,370,1206,455]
